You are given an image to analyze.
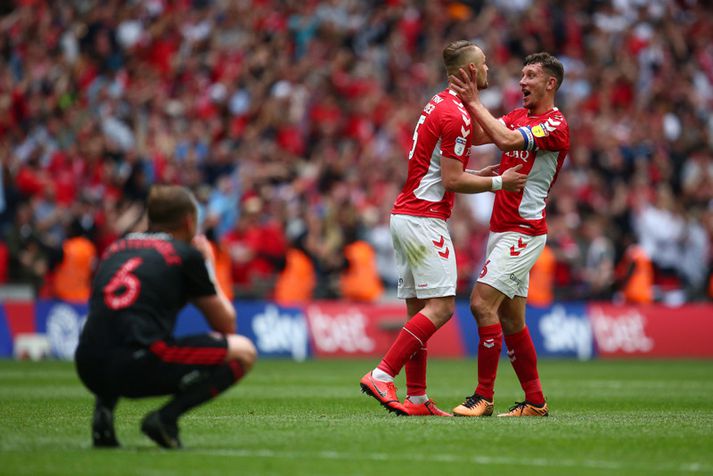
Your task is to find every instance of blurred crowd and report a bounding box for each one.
[1,0,712,304]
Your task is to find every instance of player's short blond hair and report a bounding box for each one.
[442,40,479,76]
[147,185,198,231]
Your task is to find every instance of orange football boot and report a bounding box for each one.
[497,401,549,417]
[359,372,407,415]
[452,393,494,417]
[403,398,453,417]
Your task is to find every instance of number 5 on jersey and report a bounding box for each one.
[103,257,143,310]
[408,115,427,160]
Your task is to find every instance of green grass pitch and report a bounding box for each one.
[1,359,712,475]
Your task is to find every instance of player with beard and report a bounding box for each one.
[359,40,527,416]
[449,52,570,417]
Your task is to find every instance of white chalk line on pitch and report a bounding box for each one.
[197,448,711,473]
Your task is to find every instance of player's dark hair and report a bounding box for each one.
[147,185,198,231]
[524,52,564,90]
[443,40,478,76]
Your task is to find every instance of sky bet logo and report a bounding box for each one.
[251,305,309,361]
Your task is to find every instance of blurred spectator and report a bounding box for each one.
[580,216,615,300]
[340,230,383,303]
[274,247,316,304]
[4,202,60,294]
[0,240,7,284]
[615,233,654,304]
[207,229,234,301]
[0,0,711,303]
[528,244,556,307]
[53,220,97,302]
[634,185,684,281]
[221,196,286,298]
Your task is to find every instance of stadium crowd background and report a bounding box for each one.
[1,0,711,305]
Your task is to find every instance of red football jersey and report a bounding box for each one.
[490,107,570,236]
[392,89,473,220]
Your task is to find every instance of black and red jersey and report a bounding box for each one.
[79,232,216,349]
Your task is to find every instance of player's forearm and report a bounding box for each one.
[471,119,492,146]
[212,289,237,334]
[465,102,523,151]
[196,296,236,334]
[444,172,499,194]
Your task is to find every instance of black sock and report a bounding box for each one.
[159,361,244,423]
[96,395,118,412]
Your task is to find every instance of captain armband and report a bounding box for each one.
[516,126,536,151]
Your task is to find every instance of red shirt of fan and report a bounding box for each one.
[490,107,570,236]
[392,89,474,220]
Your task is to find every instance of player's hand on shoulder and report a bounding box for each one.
[192,234,215,263]
[501,164,527,192]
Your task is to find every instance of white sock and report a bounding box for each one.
[407,394,429,404]
[371,368,394,382]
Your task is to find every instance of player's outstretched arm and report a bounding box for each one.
[442,157,525,193]
[450,68,526,152]
[466,164,499,177]
[471,121,492,146]
[192,235,237,335]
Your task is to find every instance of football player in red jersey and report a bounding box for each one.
[449,53,570,417]
[359,40,527,417]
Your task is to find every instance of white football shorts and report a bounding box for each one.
[390,214,457,299]
[477,231,546,299]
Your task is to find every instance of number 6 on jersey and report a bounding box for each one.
[103,257,143,310]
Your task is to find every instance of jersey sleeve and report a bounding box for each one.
[499,110,540,152]
[499,110,517,128]
[439,109,472,165]
[182,246,218,299]
[530,114,569,152]
[512,113,569,152]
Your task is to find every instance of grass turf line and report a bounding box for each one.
[0,359,712,475]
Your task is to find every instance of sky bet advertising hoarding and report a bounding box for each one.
[0,300,711,360]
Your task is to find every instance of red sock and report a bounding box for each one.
[377,313,436,378]
[504,327,545,405]
[405,346,427,396]
[475,323,502,401]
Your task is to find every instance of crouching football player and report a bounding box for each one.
[75,185,256,449]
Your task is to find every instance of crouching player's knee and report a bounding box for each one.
[226,335,257,373]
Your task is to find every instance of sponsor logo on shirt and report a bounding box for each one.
[505,150,531,162]
[531,124,549,138]
[454,137,467,156]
